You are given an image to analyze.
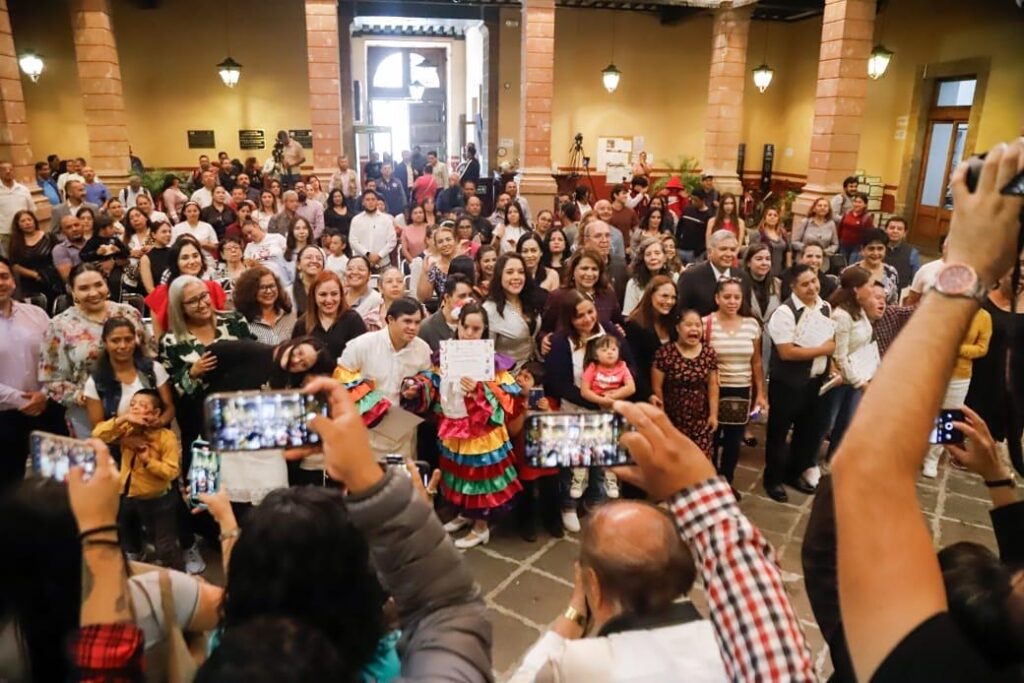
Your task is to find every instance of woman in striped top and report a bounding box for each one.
[703,278,766,489]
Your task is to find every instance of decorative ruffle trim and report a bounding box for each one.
[441,451,519,481]
[440,473,522,517]
[333,365,391,428]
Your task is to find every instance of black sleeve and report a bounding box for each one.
[871,613,998,683]
[543,335,597,409]
[624,322,654,402]
[990,500,1024,565]
[292,318,307,339]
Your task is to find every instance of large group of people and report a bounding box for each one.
[1,136,1023,683]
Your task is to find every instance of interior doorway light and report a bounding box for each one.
[18,51,44,83]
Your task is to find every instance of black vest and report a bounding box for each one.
[769,298,831,386]
[885,243,915,291]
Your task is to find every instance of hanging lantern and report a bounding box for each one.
[409,80,426,101]
[217,57,242,87]
[18,51,44,83]
[752,63,774,94]
[601,63,621,93]
[867,44,894,80]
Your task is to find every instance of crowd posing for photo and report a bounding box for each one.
[1,138,1023,682]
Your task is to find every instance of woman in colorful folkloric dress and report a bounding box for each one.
[403,302,522,550]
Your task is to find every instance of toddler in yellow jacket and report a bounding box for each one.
[92,388,184,570]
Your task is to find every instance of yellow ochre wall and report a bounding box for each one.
[11,0,312,168]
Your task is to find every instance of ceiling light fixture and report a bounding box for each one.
[217,0,241,87]
[18,51,44,83]
[602,11,621,93]
[751,21,773,93]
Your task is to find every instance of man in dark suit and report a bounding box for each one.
[676,229,751,316]
[418,273,475,353]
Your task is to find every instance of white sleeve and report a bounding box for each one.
[507,632,567,683]
[767,306,796,346]
[83,376,99,401]
[154,363,170,387]
[339,337,362,370]
[622,279,641,317]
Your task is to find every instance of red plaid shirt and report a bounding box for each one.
[670,477,815,681]
[72,623,144,682]
[873,304,915,357]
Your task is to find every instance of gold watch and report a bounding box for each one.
[563,605,587,628]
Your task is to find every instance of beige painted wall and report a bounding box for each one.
[11,0,312,168]
[495,8,521,169]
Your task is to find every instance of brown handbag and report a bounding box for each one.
[705,315,751,426]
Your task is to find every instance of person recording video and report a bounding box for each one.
[274,130,305,190]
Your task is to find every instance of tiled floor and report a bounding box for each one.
[463,436,1001,682]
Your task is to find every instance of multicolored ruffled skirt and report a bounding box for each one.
[333,365,391,427]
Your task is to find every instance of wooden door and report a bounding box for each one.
[913,119,968,243]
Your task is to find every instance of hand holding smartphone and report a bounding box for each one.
[929,409,966,445]
[188,440,220,508]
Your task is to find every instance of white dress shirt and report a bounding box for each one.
[767,295,832,377]
[0,180,35,237]
[340,328,432,405]
[349,210,397,261]
[189,187,214,209]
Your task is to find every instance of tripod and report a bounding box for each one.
[567,133,597,201]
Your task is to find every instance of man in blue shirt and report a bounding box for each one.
[377,163,406,217]
[81,165,109,206]
[35,161,59,205]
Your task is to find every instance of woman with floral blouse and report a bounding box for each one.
[39,263,153,438]
[159,274,254,458]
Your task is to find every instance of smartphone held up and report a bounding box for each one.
[30,431,97,482]
[929,409,966,445]
[204,389,328,452]
[524,411,633,468]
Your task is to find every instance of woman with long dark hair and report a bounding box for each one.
[824,266,875,469]
[324,188,351,236]
[541,248,623,334]
[751,206,790,277]
[291,270,367,360]
[8,209,60,306]
[138,221,174,294]
[541,227,569,273]
[705,192,746,247]
[631,206,669,254]
[493,201,531,255]
[484,252,543,365]
[624,274,678,404]
[516,231,559,292]
[473,244,497,299]
[292,244,325,316]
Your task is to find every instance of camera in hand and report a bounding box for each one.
[929,409,965,445]
[204,390,328,451]
[524,411,633,468]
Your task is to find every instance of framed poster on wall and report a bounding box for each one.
[596,137,632,173]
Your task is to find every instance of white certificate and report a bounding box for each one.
[794,311,835,348]
[849,341,881,382]
[439,339,495,382]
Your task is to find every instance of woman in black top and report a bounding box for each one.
[139,222,173,294]
[324,188,351,237]
[290,270,368,361]
[623,274,677,403]
[9,209,60,306]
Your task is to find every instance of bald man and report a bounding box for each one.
[581,219,628,300]
[509,500,727,681]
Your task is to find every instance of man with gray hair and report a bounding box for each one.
[267,189,301,236]
[582,219,628,298]
[676,229,751,316]
[509,499,727,681]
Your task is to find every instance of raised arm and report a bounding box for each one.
[612,402,814,681]
[830,141,1024,681]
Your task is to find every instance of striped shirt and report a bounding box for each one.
[704,314,760,388]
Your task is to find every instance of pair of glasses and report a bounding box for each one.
[258,284,279,293]
[184,292,211,307]
[718,276,742,284]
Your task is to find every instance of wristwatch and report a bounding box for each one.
[931,263,988,303]
[563,605,588,628]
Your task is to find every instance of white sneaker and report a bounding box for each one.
[454,528,490,550]
[922,452,940,479]
[184,544,206,575]
[603,471,620,499]
[562,510,581,533]
[802,466,821,488]
[443,516,472,533]
[569,468,587,499]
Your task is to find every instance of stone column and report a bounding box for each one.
[792,0,873,221]
[70,0,130,186]
[518,0,557,213]
[0,0,44,214]
[702,2,753,196]
[305,0,343,180]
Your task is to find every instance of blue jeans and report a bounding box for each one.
[560,466,606,510]
[825,383,863,460]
